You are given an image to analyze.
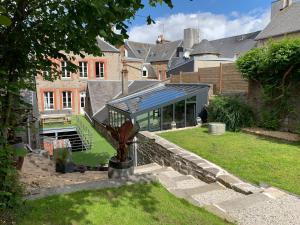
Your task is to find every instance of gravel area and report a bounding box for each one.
[243,128,300,142]
[192,189,244,207]
[228,194,300,225]
[20,153,107,195]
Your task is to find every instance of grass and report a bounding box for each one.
[71,116,115,166]
[16,183,231,225]
[159,127,300,195]
[42,115,115,166]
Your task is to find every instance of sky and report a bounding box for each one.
[127,0,272,43]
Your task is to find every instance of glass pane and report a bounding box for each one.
[162,104,173,130]
[136,112,149,131]
[149,109,161,131]
[186,103,196,127]
[186,96,196,103]
[175,100,185,128]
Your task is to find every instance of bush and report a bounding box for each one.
[0,146,24,223]
[208,96,255,131]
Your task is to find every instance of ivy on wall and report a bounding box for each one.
[237,38,300,130]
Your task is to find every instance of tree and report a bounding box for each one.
[237,38,300,129]
[0,0,174,215]
[0,0,173,143]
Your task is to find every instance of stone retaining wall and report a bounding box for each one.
[90,117,259,195]
[137,131,259,195]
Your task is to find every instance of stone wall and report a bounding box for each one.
[136,131,258,194]
[247,80,300,132]
[90,117,258,194]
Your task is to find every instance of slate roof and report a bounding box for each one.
[143,63,157,78]
[125,40,182,62]
[86,80,161,122]
[191,39,220,56]
[146,40,183,62]
[256,1,300,40]
[126,41,154,60]
[204,31,260,58]
[96,37,120,53]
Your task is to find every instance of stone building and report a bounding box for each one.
[256,0,300,46]
[36,37,121,115]
[120,36,182,80]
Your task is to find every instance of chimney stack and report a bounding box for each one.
[183,28,200,50]
[122,62,128,96]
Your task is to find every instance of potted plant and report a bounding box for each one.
[106,120,139,179]
[53,147,74,173]
[12,142,27,171]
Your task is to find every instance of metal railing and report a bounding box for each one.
[40,116,94,152]
[75,116,93,151]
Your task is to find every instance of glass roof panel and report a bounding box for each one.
[107,84,208,115]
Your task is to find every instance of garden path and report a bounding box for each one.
[135,163,300,225]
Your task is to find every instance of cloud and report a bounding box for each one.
[128,9,270,43]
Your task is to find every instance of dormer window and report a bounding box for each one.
[142,66,148,77]
[282,0,292,9]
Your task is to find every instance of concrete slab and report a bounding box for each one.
[216,193,270,212]
[191,189,244,207]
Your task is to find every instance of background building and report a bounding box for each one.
[36,38,121,115]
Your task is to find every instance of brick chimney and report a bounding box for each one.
[122,62,128,96]
[183,28,200,49]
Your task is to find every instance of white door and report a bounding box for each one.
[80,92,86,114]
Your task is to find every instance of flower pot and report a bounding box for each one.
[12,142,26,170]
[108,156,134,179]
[55,162,74,173]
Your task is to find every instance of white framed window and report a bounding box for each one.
[95,62,104,78]
[62,91,72,109]
[44,92,54,110]
[80,92,86,114]
[142,66,148,77]
[79,61,88,78]
[61,61,70,78]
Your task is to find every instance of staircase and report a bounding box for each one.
[135,163,300,225]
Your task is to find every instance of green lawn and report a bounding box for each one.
[42,116,115,166]
[159,127,300,195]
[17,183,231,225]
[71,116,115,166]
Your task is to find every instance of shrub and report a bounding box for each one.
[208,96,255,131]
[0,146,24,223]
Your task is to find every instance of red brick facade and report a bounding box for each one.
[36,52,121,115]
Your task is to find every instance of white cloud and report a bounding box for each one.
[128,9,270,43]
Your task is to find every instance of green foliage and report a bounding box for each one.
[208,96,254,131]
[0,146,23,217]
[237,38,300,130]
[0,0,174,214]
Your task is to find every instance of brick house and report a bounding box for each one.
[36,38,121,115]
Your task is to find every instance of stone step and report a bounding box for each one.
[215,192,271,212]
[134,163,162,174]
[189,188,244,207]
[170,182,225,198]
[157,172,207,190]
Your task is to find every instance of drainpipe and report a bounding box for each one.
[132,118,138,167]
[27,117,31,148]
[122,61,128,96]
